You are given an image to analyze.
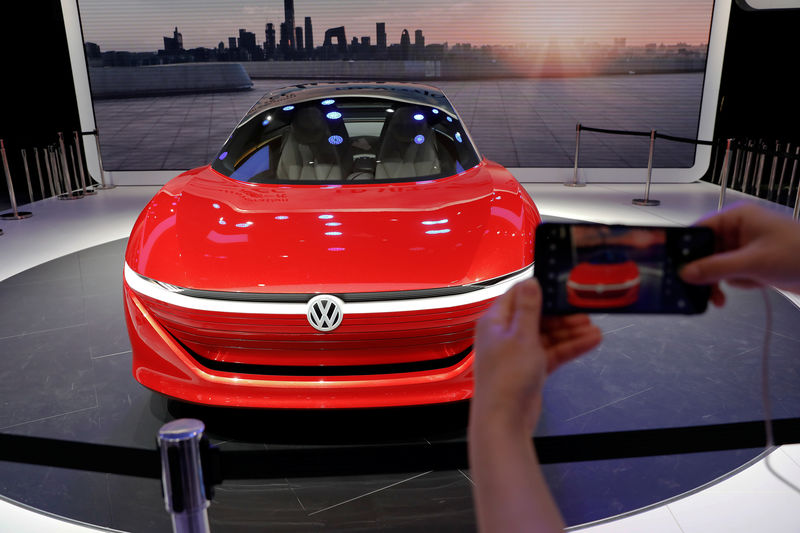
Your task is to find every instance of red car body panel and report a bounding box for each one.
[126,161,533,293]
[123,84,540,408]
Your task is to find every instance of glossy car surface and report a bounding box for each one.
[123,82,541,408]
[566,250,641,309]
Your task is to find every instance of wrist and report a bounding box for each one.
[469,396,542,437]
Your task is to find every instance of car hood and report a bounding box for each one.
[125,161,537,293]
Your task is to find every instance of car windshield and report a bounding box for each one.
[211,96,481,184]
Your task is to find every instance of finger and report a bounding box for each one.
[679,249,754,285]
[726,278,762,289]
[691,203,754,256]
[710,284,726,307]
[541,315,592,340]
[541,322,601,349]
[541,314,592,329]
[546,326,603,373]
[692,201,750,229]
[481,281,518,330]
[511,279,542,339]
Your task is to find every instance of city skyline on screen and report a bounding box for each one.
[79,0,713,53]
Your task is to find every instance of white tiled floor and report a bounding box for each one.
[0,179,798,532]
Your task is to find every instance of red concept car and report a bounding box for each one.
[123,82,541,408]
[566,250,641,309]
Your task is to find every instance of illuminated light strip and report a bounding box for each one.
[566,277,640,291]
[124,263,533,315]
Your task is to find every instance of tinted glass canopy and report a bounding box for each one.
[212,94,481,184]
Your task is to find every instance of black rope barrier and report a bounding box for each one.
[578,124,799,161]
[578,125,652,138]
[0,433,161,479]
[2,417,800,483]
[655,132,715,147]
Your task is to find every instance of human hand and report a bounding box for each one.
[471,278,603,433]
[680,204,800,305]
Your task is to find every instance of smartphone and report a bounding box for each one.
[534,223,714,314]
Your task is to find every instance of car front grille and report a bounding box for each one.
[138,292,486,374]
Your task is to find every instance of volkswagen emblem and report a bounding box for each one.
[307,294,344,332]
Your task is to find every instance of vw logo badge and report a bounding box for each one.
[307,294,344,332]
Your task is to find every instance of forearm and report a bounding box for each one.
[469,411,565,533]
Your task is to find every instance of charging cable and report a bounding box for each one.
[760,287,800,494]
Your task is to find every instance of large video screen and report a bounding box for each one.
[77,0,716,177]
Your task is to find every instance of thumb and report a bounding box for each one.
[511,279,542,338]
[680,248,754,285]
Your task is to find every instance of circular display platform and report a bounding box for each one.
[1,239,799,531]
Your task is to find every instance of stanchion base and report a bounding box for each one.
[564,182,587,187]
[94,184,116,190]
[82,187,98,196]
[0,211,33,220]
[632,198,660,206]
[58,192,85,201]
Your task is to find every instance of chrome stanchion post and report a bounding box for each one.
[754,143,766,197]
[788,146,799,213]
[767,141,779,202]
[43,147,54,197]
[69,146,79,191]
[776,143,791,204]
[21,149,35,205]
[34,147,46,200]
[59,134,73,196]
[58,132,82,200]
[733,143,744,191]
[47,146,62,197]
[158,419,211,533]
[90,130,114,190]
[632,129,660,206]
[717,138,733,211]
[73,131,96,195]
[741,140,754,194]
[566,123,586,187]
[1,139,33,220]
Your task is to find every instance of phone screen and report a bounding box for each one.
[534,224,714,314]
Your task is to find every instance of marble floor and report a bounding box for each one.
[0,179,798,532]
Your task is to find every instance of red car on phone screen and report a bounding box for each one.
[566,250,641,309]
[123,82,540,408]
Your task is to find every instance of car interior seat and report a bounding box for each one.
[277,107,349,181]
[375,107,441,180]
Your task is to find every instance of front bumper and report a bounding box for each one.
[124,283,476,408]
